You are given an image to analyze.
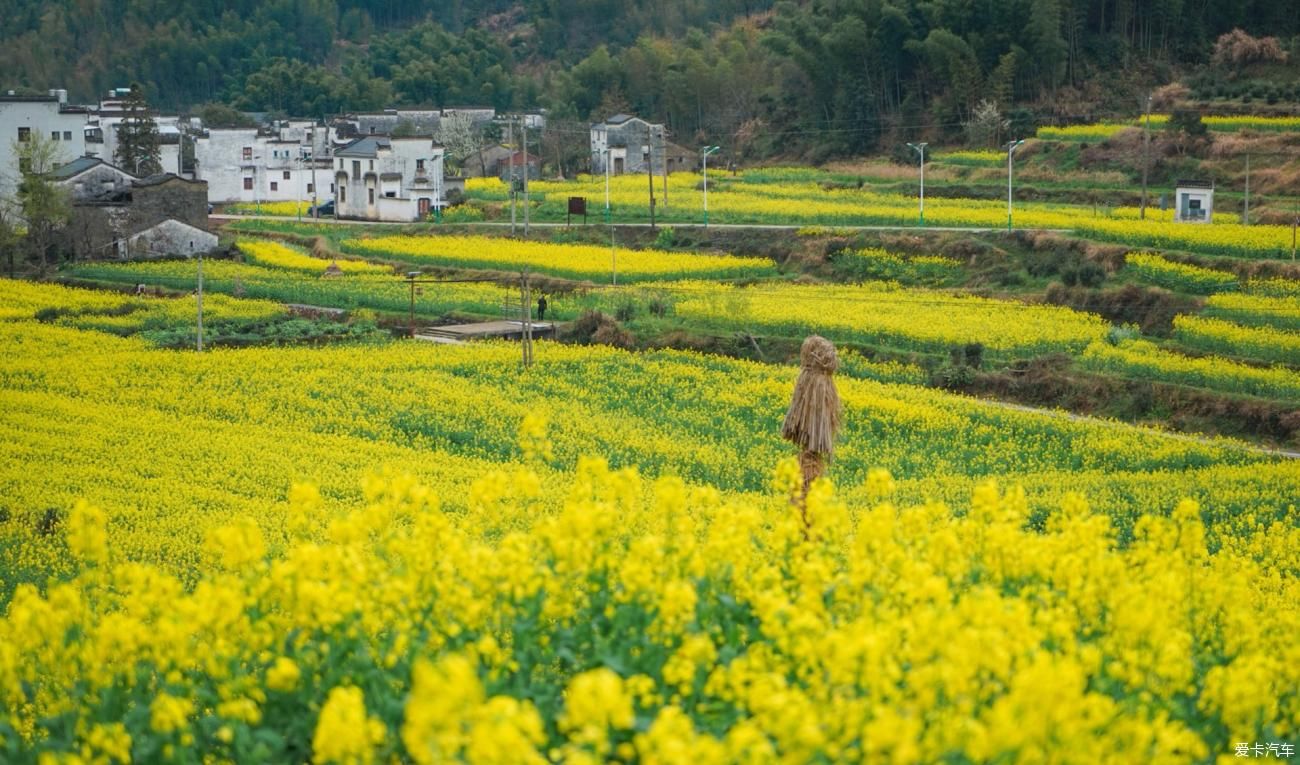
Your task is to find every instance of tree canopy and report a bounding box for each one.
[2,0,1297,159]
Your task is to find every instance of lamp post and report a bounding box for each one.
[604,142,612,224]
[701,145,720,227]
[906,142,927,227]
[1006,139,1025,231]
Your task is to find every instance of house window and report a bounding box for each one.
[17,127,31,142]
[307,183,314,193]
[368,188,374,204]
[52,130,61,140]
[242,146,252,161]
[330,183,335,193]
[352,161,360,179]
[283,170,291,180]
[64,131,72,141]
[19,158,31,173]
[243,177,253,190]
[416,158,425,171]
[270,181,278,191]
[368,160,374,171]
[339,185,346,203]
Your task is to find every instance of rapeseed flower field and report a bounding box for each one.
[341,234,776,282]
[3,280,1297,763]
[667,281,1108,357]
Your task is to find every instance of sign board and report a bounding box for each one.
[567,196,588,227]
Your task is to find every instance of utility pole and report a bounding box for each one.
[509,119,517,236]
[701,145,719,226]
[407,271,419,337]
[311,123,319,220]
[522,115,530,236]
[604,144,612,223]
[1243,153,1251,225]
[1140,92,1152,220]
[660,126,668,209]
[907,142,927,226]
[1006,139,1024,232]
[647,125,656,230]
[196,244,204,352]
[520,270,534,368]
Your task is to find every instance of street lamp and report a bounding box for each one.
[906,142,927,226]
[701,145,720,227]
[1006,139,1025,231]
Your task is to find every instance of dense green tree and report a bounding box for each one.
[113,83,162,176]
[0,0,1297,163]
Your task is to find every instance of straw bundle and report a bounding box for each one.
[782,335,842,458]
[782,336,843,505]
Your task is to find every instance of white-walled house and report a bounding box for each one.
[0,90,89,207]
[590,114,665,175]
[194,123,335,204]
[333,136,445,222]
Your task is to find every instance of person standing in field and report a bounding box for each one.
[537,294,548,321]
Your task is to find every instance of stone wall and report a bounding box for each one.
[64,176,211,260]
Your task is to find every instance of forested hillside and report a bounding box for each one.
[4,0,1299,158]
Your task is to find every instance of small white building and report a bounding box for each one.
[1174,179,1214,223]
[127,219,218,258]
[333,136,445,222]
[194,122,334,204]
[0,90,89,208]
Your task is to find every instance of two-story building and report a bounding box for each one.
[194,122,334,204]
[0,90,89,209]
[333,135,445,221]
[590,114,668,176]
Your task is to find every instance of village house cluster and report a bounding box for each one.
[3,86,735,261]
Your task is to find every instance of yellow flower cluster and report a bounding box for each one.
[1080,339,1300,402]
[340,234,776,282]
[1173,314,1300,366]
[1036,114,1300,141]
[471,172,1297,259]
[2,291,1285,580]
[1125,252,1238,294]
[1,280,1298,762]
[837,248,962,286]
[934,149,1005,165]
[669,280,1108,356]
[1244,277,1300,297]
[1036,122,1137,141]
[239,239,391,275]
[0,279,129,320]
[226,200,312,217]
[313,686,387,765]
[2,457,1295,762]
[66,260,510,320]
[1203,291,1300,332]
[1,277,286,339]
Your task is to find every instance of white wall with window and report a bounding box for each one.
[0,93,88,207]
